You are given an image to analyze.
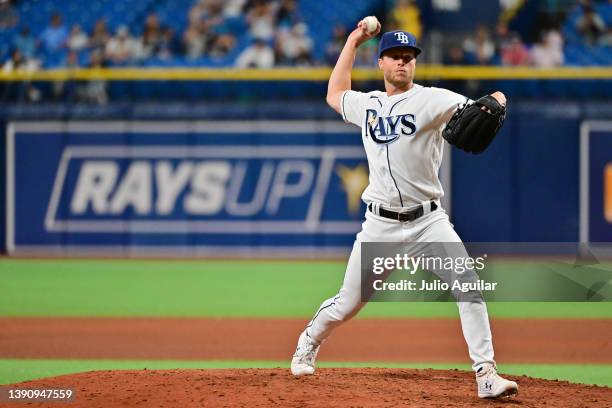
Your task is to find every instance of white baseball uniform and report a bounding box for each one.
[305,84,495,371]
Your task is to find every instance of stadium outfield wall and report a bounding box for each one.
[1,100,611,256]
[1,67,612,101]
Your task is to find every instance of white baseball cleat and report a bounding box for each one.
[290,330,320,376]
[476,363,519,399]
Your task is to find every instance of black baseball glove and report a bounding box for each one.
[442,95,506,154]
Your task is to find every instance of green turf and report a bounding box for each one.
[0,259,611,318]
[1,359,610,387]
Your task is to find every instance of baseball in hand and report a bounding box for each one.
[362,16,379,34]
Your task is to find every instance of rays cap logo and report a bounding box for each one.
[378,30,422,58]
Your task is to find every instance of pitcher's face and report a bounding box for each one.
[378,48,417,88]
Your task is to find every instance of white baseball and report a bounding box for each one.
[362,16,378,34]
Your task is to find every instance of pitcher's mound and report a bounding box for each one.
[10,368,612,407]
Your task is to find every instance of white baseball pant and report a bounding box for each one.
[305,204,495,371]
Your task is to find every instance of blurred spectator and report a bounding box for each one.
[106,26,142,64]
[531,30,564,67]
[89,49,107,68]
[142,13,163,58]
[3,48,39,75]
[601,27,612,46]
[501,34,530,66]
[443,44,467,65]
[183,20,209,59]
[354,38,377,67]
[325,24,347,65]
[247,1,276,40]
[276,0,300,28]
[242,0,261,13]
[89,19,110,53]
[3,49,41,102]
[53,51,81,100]
[0,0,18,29]
[14,28,36,60]
[40,13,68,52]
[80,50,108,104]
[494,21,513,56]
[190,0,220,24]
[65,50,81,68]
[3,49,25,72]
[67,25,89,52]
[236,38,274,68]
[442,44,469,94]
[275,23,313,66]
[185,0,230,59]
[157,27,182,60]
[208,32,237,59]
[463,26,495,65]
[4,0,604,72]
[225,0,248,17]
[388,0,422,40]
[189,0,208,24]
[576,5,606,45]
[191,0,226,31]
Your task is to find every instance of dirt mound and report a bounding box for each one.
[6,368,611,407]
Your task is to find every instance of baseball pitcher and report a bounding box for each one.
[290,18,518,400]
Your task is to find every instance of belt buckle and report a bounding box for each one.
[405,210,414,222]
[406,207,418,222]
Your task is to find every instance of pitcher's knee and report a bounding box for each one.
[331,297,364,322]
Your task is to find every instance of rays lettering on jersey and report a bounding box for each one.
[365,109,417,144]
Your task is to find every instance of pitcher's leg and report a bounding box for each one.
[292,212,398,376]
[417,213,495,370]
[456,300,495,370]
[306,239,365,344]
[290,238,366,376]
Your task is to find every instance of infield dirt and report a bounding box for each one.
[1,317,611,407]
[1,317,611,363]
[5,368,612,407]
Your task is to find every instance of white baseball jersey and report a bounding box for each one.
[341,84,469,209]
[298,85,497,375]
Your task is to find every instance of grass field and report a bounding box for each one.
[1,259,611,386]
[1,259,611,318]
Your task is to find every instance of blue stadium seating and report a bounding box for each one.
[3,0,381,67]
[2,0,610,67]
[562,2,612,66]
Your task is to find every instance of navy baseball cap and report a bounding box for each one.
[378,30,422,58]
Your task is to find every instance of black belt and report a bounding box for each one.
[368,201,438,222]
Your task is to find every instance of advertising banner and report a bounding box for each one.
[6,121,377,256]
